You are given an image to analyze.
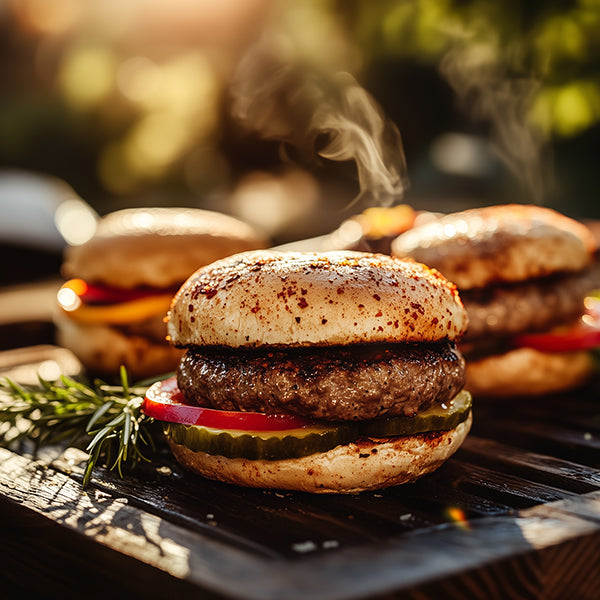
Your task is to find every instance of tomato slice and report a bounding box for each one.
[142,376,316,431]
[60,279,175,305]
[512,296,600,353]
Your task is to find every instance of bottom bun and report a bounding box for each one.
[55,316,183,381]
[166,413,472,494]
[466,347,594,398]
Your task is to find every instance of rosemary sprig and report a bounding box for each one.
[0,366,156,488]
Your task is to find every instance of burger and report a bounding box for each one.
[142,250,472,493]
[391,204,599,397]
[55,207,267,380]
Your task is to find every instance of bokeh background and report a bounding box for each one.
[1,0,599,284]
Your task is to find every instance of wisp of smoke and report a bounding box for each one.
[440,45,550,204]
[229,38,408,208]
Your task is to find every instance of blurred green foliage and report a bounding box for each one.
[0,0,598,221]
[342,0,600,138]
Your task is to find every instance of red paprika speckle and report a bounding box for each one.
[251,305,260,313]
[411,301,424,314]
[298,298,309,309]
[322,318,327,324]
[375,310,382,317]
[295,317,301,323]
[188,304,194,312]
[373,294,381,301]
[432,317,439,325]
[190,316,195,322]
[337,287,344,294]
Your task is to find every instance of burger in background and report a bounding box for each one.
[55,207,268,381]
[391,204,599,397]
[142,250,472,493]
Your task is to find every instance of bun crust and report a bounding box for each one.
[62,208,268,289]
[55,316,183,380]
[168,250,467,348]
[465,347,594,397]
[392,205,595,290]
[167,413,472,493]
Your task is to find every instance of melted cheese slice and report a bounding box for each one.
[59,293,173,325]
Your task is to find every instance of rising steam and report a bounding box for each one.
[440,45,550,204]
[229,38,408,207]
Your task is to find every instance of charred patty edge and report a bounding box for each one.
[176,341,466,421]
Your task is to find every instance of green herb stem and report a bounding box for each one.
[0,366,156,488]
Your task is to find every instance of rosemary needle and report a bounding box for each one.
[0,366,156,488]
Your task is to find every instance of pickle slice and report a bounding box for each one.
[164,421,359,460]
[358,390,472,438]
[164,391,472,460]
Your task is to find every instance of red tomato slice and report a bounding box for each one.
[142,376,316,431]
[513,296,600,353]
[61,279,174,305]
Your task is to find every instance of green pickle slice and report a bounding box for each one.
[165,390,472,461]
[358,390,472,438]
[164,421,359,460]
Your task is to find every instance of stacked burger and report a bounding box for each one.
[392,204,599,397]
[55,207,267,380]
[142,250,473,493]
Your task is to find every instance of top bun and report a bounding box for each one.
[168,250,467,348]
[62,207,268,289]
[391,204,595,290]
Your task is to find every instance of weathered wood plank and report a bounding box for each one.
[461,436,600,491]
[2,445,600,600]
[2,346,600,599]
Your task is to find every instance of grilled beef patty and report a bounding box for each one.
[176,342,465,421]
[461,271,591,342]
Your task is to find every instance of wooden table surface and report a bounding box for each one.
[1,343,600,600]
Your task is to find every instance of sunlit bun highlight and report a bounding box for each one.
[62,207,269,289]
[392,204,595,290]
[167,413,472,494]
[55,315,183,380]
[465,347,594,398]
[167,250,467,348]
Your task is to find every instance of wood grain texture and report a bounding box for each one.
[1,345,600,599]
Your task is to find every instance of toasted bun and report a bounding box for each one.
[54,315,183,380]
[62,207,268,289]
[167,250,467,348]
[465,347,594,397]
[391,204,595,290]
[166,412,472,493]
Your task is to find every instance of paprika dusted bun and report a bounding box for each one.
[392,204,595,290]
[168,250,467,348]
[166,413,472,494]
[62,207,268,289]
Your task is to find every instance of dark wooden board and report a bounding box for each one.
[1,345,600,599]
